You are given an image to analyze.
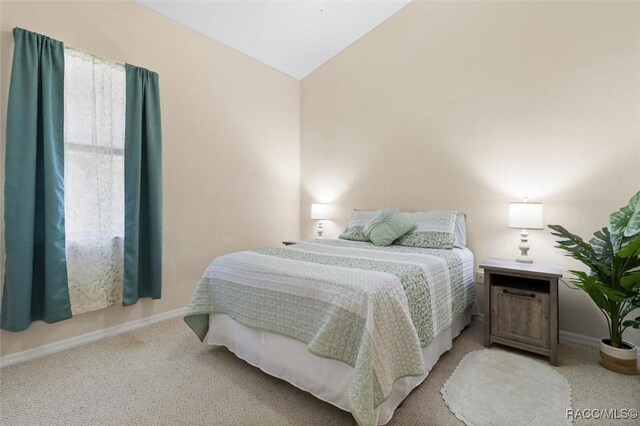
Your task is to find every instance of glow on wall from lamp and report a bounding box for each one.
[445,129,619,200]
[303,175,353,206]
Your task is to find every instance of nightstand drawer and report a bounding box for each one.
[490,285,550,349]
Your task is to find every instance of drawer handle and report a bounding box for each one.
[502,289,536,298]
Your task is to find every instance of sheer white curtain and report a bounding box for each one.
[63,48,126,315]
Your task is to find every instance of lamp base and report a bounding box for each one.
[516,229,533,263]
[316,221,324,239]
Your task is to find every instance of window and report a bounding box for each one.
[63,48,126,315]
[2,29,162,331]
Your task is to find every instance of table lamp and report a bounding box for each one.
[508,200,544,263]
[311,203,330,239]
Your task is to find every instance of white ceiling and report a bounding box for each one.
[137,0,411,80]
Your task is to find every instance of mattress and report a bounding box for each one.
[185,239,475,426]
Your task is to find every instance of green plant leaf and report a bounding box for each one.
[590,228,616,265]
[620,272,640,290]
[569,271,603,302]
[550,225,614,292]
[609,191,640,237]
[629,191,640,211]
[597,286,627,303]
[626,211,640,237]
[619,234,640,258]
[548,224,597,263]
[570,271,622,307]
[619,300,640,320]
[609,207,631,235]
[622,316,640,329]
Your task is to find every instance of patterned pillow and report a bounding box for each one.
[394,210,459,249]
[339,210,379,242]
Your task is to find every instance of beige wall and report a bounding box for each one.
[2,0,639,358]
[0,1,300,356]
[301,1,640,344]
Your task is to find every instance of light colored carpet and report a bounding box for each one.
[441,349,572,425]
[1,317,638,425]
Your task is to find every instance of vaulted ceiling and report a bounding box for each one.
[137,0,411,80]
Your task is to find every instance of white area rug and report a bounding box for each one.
[441,349,572,426]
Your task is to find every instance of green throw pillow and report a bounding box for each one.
[363,208,416,246]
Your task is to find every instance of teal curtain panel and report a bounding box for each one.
[123,64,163,306]
[1,28,71,331]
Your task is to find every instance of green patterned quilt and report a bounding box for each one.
[184,239,474,426]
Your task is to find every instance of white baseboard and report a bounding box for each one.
[0,307,185,368]
[560,329,639,368]
[558,329,601,347]
[3,309,637,369]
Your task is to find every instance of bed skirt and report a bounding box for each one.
[207,305,475,425]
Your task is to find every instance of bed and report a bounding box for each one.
[184,238,475,426]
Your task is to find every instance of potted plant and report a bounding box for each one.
[549,191,639,375]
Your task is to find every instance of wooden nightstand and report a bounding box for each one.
[480,258,563,365]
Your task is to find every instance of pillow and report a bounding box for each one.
[454,213,467,248]
[394,210,459,249]
[363,208,416,246]
[339,210,379,242]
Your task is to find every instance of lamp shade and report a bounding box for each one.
[310,203,330,220]
[508,202,543,229]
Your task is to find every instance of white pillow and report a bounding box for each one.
[454,213,467,248]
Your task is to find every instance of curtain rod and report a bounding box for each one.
[16,27,126,66]
[65,45,157,75]
[15,27,156,72]
[65,44,157,75]
[64,45,126,67]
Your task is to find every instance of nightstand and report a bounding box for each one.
[480,258,563,365]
